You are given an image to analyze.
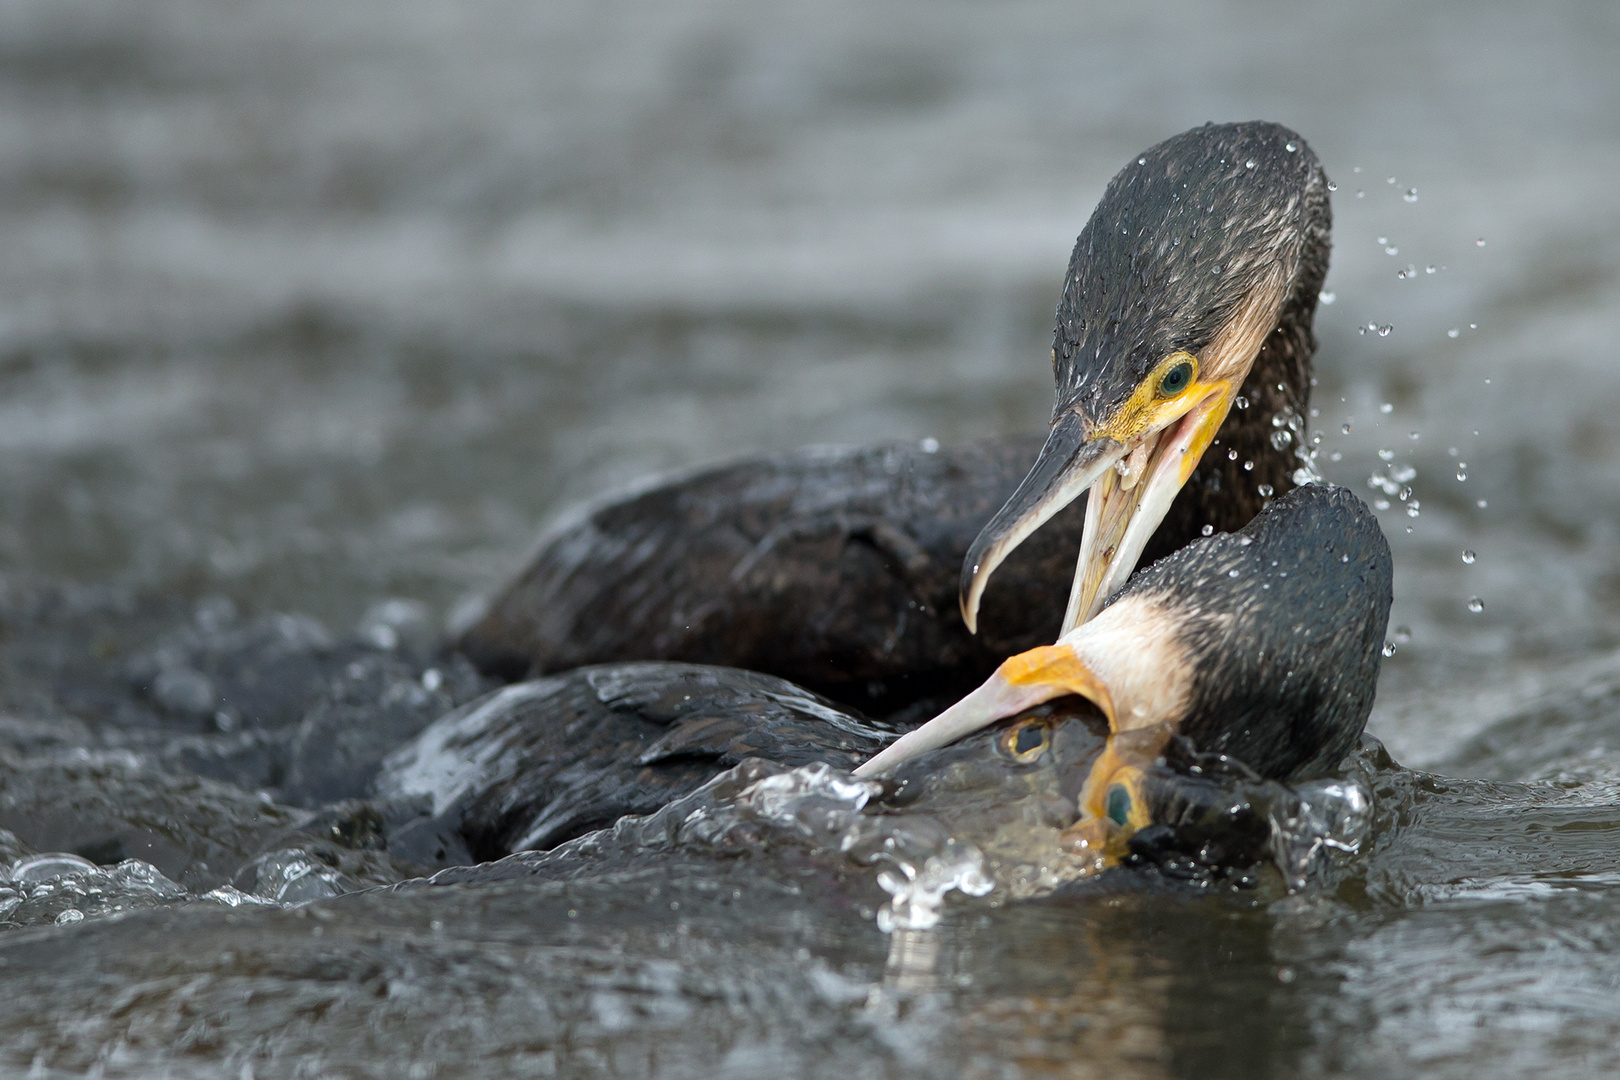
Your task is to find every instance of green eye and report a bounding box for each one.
[1105,784,1132,826]
[1159,360,1194,396]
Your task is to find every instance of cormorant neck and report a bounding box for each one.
[1141,228,1329,562]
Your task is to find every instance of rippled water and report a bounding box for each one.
[2,0,1620,1076]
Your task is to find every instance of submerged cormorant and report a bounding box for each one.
[457,121,1331,717]
[387,483,1389,878]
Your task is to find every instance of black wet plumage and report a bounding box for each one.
[1110,483,1393,780]
[1052,122,1330,425]
[456,439,1091,715]
[377,662,904,860]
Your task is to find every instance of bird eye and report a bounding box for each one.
[1158,359,1195,396]
[999,719,1052,762]
[1105,784,1133,826]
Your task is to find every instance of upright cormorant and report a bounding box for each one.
[455,121,1332,719]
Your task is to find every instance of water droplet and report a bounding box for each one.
[1374,498,1390,510]
[1378,448,1395,461]
[1406,503,1420,518]
[1234,395,1249,410]
[1293,467,1316,485]
[1246,159,1256,169]
[1447,328,1460,338]
[1356,190,1365,198]
[1228,568,1241,578]
[1476,238,1486,247]
[1385,245,1399,256]
[1476,499,1488,509]
[1243,460,1254,472]
[1285,142,1298,152]
[1390,464,1416,483]
[1319,290,1336,304]
[1394,626,1412,643]
[1341,554,1351,563]
[1426,265,1437,274]
[1228,449,1239,461]
[1380,402,1394,414]
[1404,188,1418,202]
[1330,451,1343,462]
[1409,431,1420,441]
[1377,324,1393,337]
[1386,176,1397,185]
[1377,236,1388,245]
[1341,422,1353,435]
[1201,524,1214,536]
[1114,458,1130,476]
[1467,597,1484,613]
[920,437,939,453]
[1327,181,1337,191]
[1398,486,1412,502]
[1382,642,1397,657]
[1461,549,1476,564]
[1258,483,1275,497]
[1138,157,1147,165]
[1456,465,1467,481]
[1470,323,1478,330]
[1353,167,1362,173]
[1271,429,1293,450]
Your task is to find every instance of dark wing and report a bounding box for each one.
[377,662,903,860]
[455,437,1089,714]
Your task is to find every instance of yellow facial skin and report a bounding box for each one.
[1090,352,1206,443]
[999,644,1118,728]
[1064,353,1239,632]
[1060,725,1172,871]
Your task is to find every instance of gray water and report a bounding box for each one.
[2,0,1620,1076]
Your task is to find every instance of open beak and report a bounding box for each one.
[1063,384,1235,631]
[852,641,1116,777]
[959,382,1237,638]
[958,412,1122,635]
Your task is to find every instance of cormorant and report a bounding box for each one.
[456,121,1330,718]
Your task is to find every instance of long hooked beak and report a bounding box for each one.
[958,412,1124,635]
[959,384,1235,638]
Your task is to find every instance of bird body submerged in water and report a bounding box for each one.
[390,483,1390,880]
[426,121,1386,876]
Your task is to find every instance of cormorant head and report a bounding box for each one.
[857,483,1392,862]
[961,121,1332,635]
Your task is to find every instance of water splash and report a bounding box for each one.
[1268,778,1373,892]
[0,854,189,928]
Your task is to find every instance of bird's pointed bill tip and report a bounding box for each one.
[958,420,1122,637]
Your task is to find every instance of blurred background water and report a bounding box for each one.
[2,1,1620,1077]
